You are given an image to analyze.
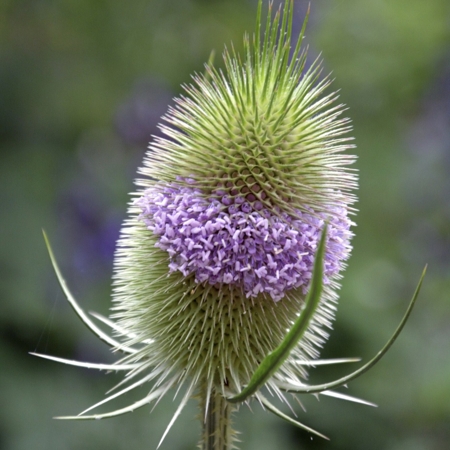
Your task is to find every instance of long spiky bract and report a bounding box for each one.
[34,1,426,449]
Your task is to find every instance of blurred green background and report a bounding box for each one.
[1,0,449,449]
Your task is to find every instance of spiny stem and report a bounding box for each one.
[201,388,236,450]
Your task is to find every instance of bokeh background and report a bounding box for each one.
[1,0,449,449]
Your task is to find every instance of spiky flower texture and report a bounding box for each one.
[35,2,427,449]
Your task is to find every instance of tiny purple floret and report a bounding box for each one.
[137,183,352,301]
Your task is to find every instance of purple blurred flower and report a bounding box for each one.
[115,79,173,146]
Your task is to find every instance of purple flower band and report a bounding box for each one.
[137,184,352,301]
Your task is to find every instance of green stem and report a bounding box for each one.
[201,388,235,450]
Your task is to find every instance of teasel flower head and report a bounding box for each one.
[34,1,426,448]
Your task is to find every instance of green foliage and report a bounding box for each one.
[315,0,450,114]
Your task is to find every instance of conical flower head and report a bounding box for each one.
[113,0,357,404]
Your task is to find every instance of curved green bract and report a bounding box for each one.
[227,225,328,404]
[42,230,136,354]
[259,394,329,440]
[274,265,427,395]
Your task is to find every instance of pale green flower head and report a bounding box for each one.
[35,1,426,448]
[113,0,355,419]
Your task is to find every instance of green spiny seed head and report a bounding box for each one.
[112,0,357,411]
[37,2,357,446]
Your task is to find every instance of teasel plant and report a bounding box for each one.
[33,1,426,449]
